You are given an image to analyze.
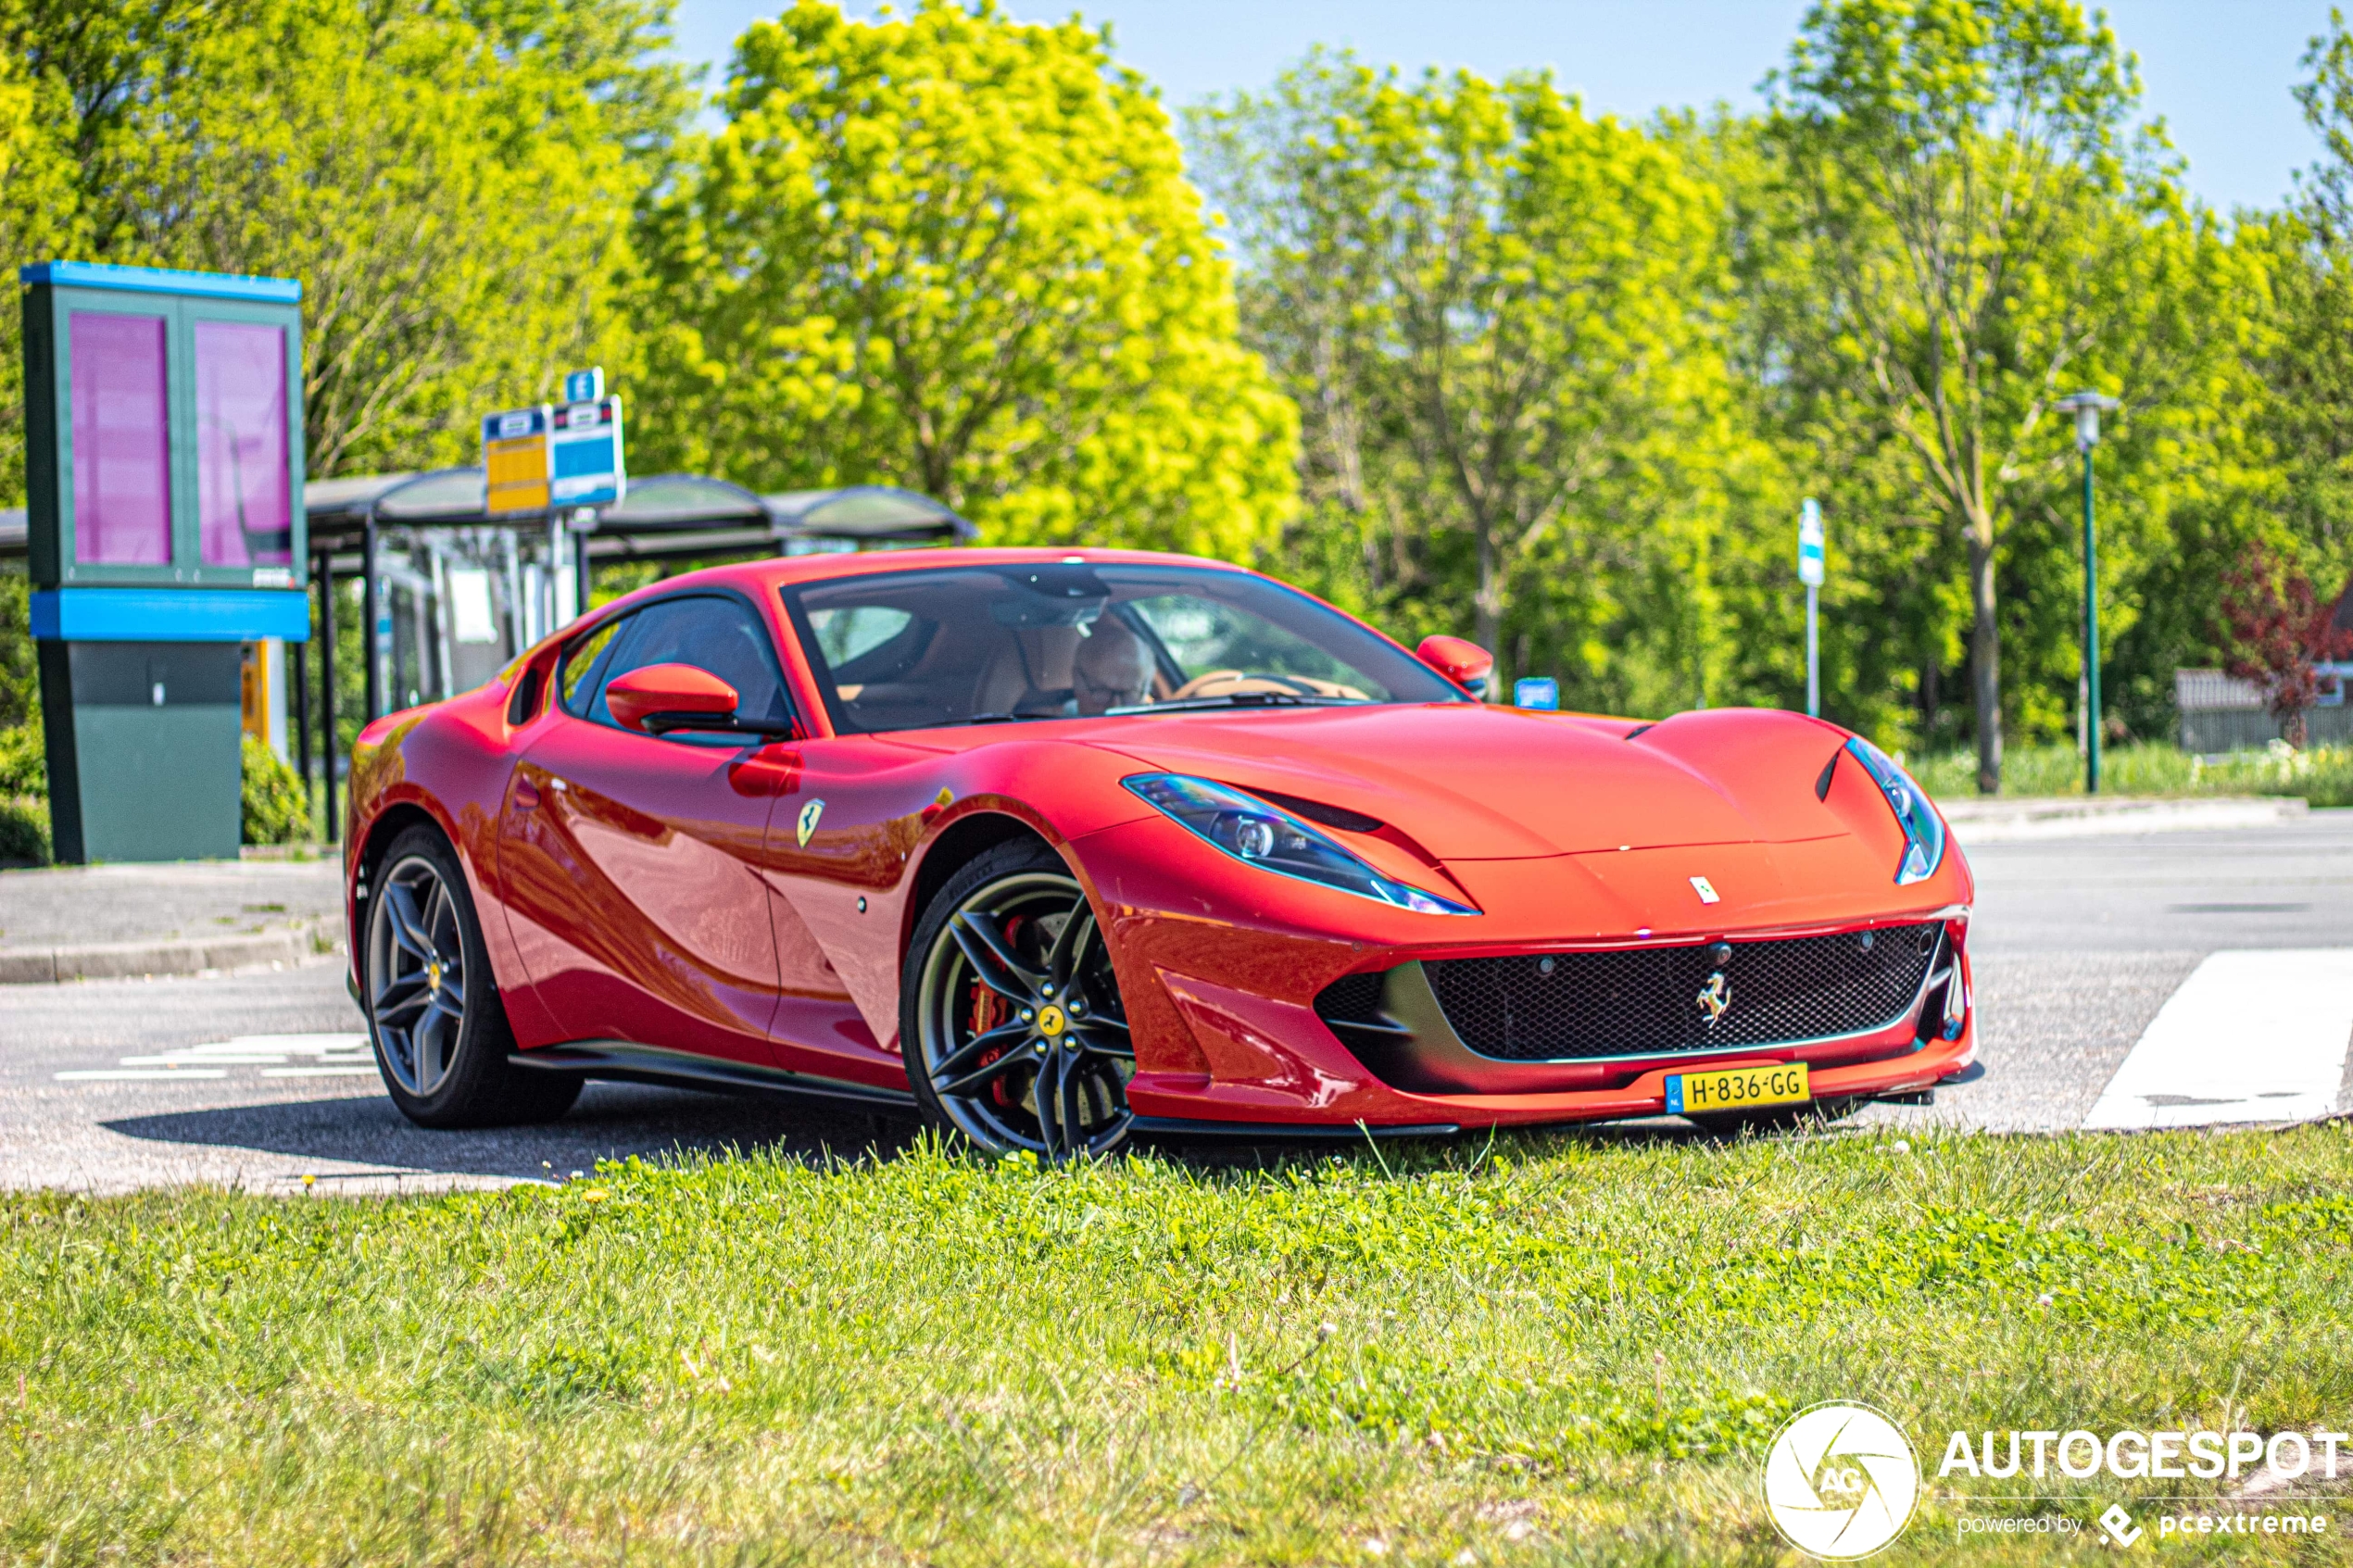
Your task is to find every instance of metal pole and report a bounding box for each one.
[361,509,381,721]
[292,632,310,837]
[317,552,339,846]
[2082,445,2101,795]
[573,509,595,619]
[1806,583,1819,719]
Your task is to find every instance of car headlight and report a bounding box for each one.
[1843,737,1947,884]
[1124,773,1478,915]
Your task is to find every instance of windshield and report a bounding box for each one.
[781,563,1466,734]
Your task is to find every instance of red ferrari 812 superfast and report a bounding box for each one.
[343,548,1975,1155]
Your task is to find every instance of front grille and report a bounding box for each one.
[1421,923,1941,1060]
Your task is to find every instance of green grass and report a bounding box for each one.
[1911,740,2353,807]
[9,1127,2353,1563]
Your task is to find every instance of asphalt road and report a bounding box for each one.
[6,812,2351,1192]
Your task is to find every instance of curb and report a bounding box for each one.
[0,915,343,985]
[1941,794,2309,844]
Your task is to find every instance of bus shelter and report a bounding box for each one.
[6,474,974,844]
[294,470,972,838]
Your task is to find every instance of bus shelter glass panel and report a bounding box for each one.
[69,312,171,565]
[375,525,567,709]
[195,320,293,567]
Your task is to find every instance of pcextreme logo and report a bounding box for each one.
[1764,1401,1922,1560]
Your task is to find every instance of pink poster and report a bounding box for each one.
[68,313,171,565]
[195,320,292,568]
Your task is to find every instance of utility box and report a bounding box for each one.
[21,260,309,862]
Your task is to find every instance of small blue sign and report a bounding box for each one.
[1514,677,1559,710]
[1798,497,1825,587]
[550,395,625,510]
[562,367,604,404]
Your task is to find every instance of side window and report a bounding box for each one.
[588,594,795,744]
[559,615,631,718]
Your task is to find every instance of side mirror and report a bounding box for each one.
[605,663,740,734]
[1416,634,1494,700]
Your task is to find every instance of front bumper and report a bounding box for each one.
[1073,814,1977,1131]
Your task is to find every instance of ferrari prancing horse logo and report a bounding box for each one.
[797,798,826,847]
[1697,971,1731,1026]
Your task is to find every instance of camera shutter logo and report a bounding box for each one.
[1763,1401,1920,1560]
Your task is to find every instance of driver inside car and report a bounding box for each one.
[1072,615,1153,714]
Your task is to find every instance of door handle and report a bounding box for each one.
[514,778,542,809]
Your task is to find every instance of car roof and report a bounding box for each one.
[592,546,1257,617]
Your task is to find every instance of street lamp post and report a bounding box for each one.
[2054,391,2120,795]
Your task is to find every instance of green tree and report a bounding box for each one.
[635,0,1295,557]
[1190,55,1760,703]
[0,0,684,479]
[1760,0,2263,787]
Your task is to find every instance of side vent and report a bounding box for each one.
[1313,970,1409,1042]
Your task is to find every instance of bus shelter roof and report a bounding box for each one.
[0,473,975,566]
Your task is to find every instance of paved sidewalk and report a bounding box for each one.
[1940,793,2309,843]
[0,858,345,983]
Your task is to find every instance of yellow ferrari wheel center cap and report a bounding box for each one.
[1035,1004,1067,1038]
[426,961,441,991]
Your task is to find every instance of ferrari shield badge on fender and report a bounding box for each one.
[797,798,826,847]
[1689,874,1720,904]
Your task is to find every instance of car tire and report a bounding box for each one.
[902,838,1134,1160]
[362,824,582,1129]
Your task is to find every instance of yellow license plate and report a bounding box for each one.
[1666,1062,1809,1115]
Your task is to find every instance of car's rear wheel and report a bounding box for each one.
[903,840,1134,1160]
[364,824,581,1129]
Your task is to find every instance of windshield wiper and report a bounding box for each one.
[1105,693,1376,716]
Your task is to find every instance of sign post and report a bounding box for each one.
[21,260,309,861]
[484,370,623,625]
[1797,498,1824,718]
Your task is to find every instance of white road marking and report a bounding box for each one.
[55,1069,230,1082]
[2082,949,2353,1129]
[57,1033,373,1086]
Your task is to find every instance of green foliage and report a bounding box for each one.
[0,0,684,484]
[240,734,309,846]
[0,574,34,730]
[1189,59,1766,712]
[1752,0,2271,787]
[6,1129,2353,1561]
[0,792,44,863]
[0,721,39,797]
[1916,737,2353,806]
[634,0,1296,558]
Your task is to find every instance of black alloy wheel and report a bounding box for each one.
[363,825,579,1128]
[905,840,1134,1160]
[368,849,470,1098]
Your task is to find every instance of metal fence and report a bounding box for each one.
[2174,668,2353,752]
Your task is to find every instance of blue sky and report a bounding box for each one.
[668,1,2335,214]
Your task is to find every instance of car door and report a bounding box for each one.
[497,591,800,1068]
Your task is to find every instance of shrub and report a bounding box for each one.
[0,795,48,865]
[241,735,310,846]
[0,722,43,798]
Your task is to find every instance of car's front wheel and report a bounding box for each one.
[903,839,1134,1160]
[363,824,581,1129]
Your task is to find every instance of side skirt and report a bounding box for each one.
[510,1041,918,1111]
[1127,1116,1462,1142]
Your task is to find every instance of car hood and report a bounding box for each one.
[1084,703,1855,860]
